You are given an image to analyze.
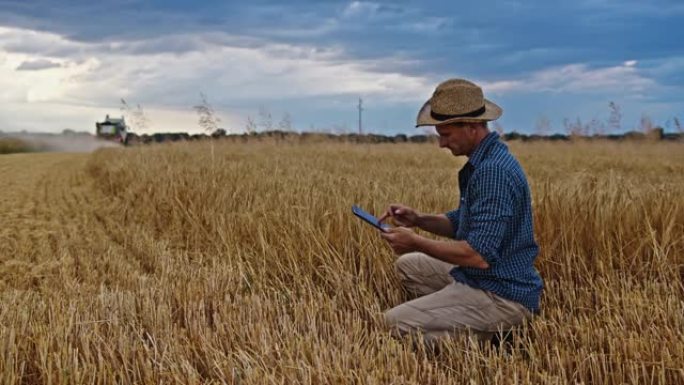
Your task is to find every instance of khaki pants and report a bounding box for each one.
[384,252,532,343]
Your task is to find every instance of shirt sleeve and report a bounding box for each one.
[465,166,515,265]
[444,208,460,238]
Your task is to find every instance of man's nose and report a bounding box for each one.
[438,137,447,147]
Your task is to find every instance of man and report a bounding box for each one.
[378,78,543,344]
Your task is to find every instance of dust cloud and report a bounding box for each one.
[4,133,122,153]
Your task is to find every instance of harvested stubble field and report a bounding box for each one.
[1,138,683,384]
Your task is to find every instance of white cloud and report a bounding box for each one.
[0,25,431,133]
[342,1,382,17]
[482,61,655,95]
[16,58,62,71]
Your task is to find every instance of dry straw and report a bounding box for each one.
[1,139,682,384]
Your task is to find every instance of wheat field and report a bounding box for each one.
[1,138,682,384]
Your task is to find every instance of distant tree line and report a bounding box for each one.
[122,127,682,146]
[124,130,439,146]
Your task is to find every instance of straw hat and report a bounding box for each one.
[416,78,502,127]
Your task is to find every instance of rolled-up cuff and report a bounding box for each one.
[444,209,460,238]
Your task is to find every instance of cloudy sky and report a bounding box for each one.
[0,0,682,135]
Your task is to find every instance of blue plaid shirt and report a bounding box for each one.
[445,132,543,313]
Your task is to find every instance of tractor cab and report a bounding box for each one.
[96,115,128,144]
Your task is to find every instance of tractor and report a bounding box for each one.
[95,115,128,144]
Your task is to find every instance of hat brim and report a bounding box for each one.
[415,98,502,127]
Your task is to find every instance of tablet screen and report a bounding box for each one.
[352,205,390,232]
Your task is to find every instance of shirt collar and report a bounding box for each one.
[467,131,499,168]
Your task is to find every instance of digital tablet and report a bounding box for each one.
[352,205,390,232]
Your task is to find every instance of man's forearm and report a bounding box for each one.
[416,213,454,238]
[413,236,489,269]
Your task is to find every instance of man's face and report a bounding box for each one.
[435,122,479,156]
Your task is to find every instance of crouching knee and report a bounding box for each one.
[393,252,426,277]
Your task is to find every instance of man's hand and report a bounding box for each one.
[378,204,421,228]
[380,227,419,255]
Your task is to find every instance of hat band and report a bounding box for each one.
[430,105,486,121]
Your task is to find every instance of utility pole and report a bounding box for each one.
[358,97,363,135]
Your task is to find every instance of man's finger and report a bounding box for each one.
[378,211,389,223]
